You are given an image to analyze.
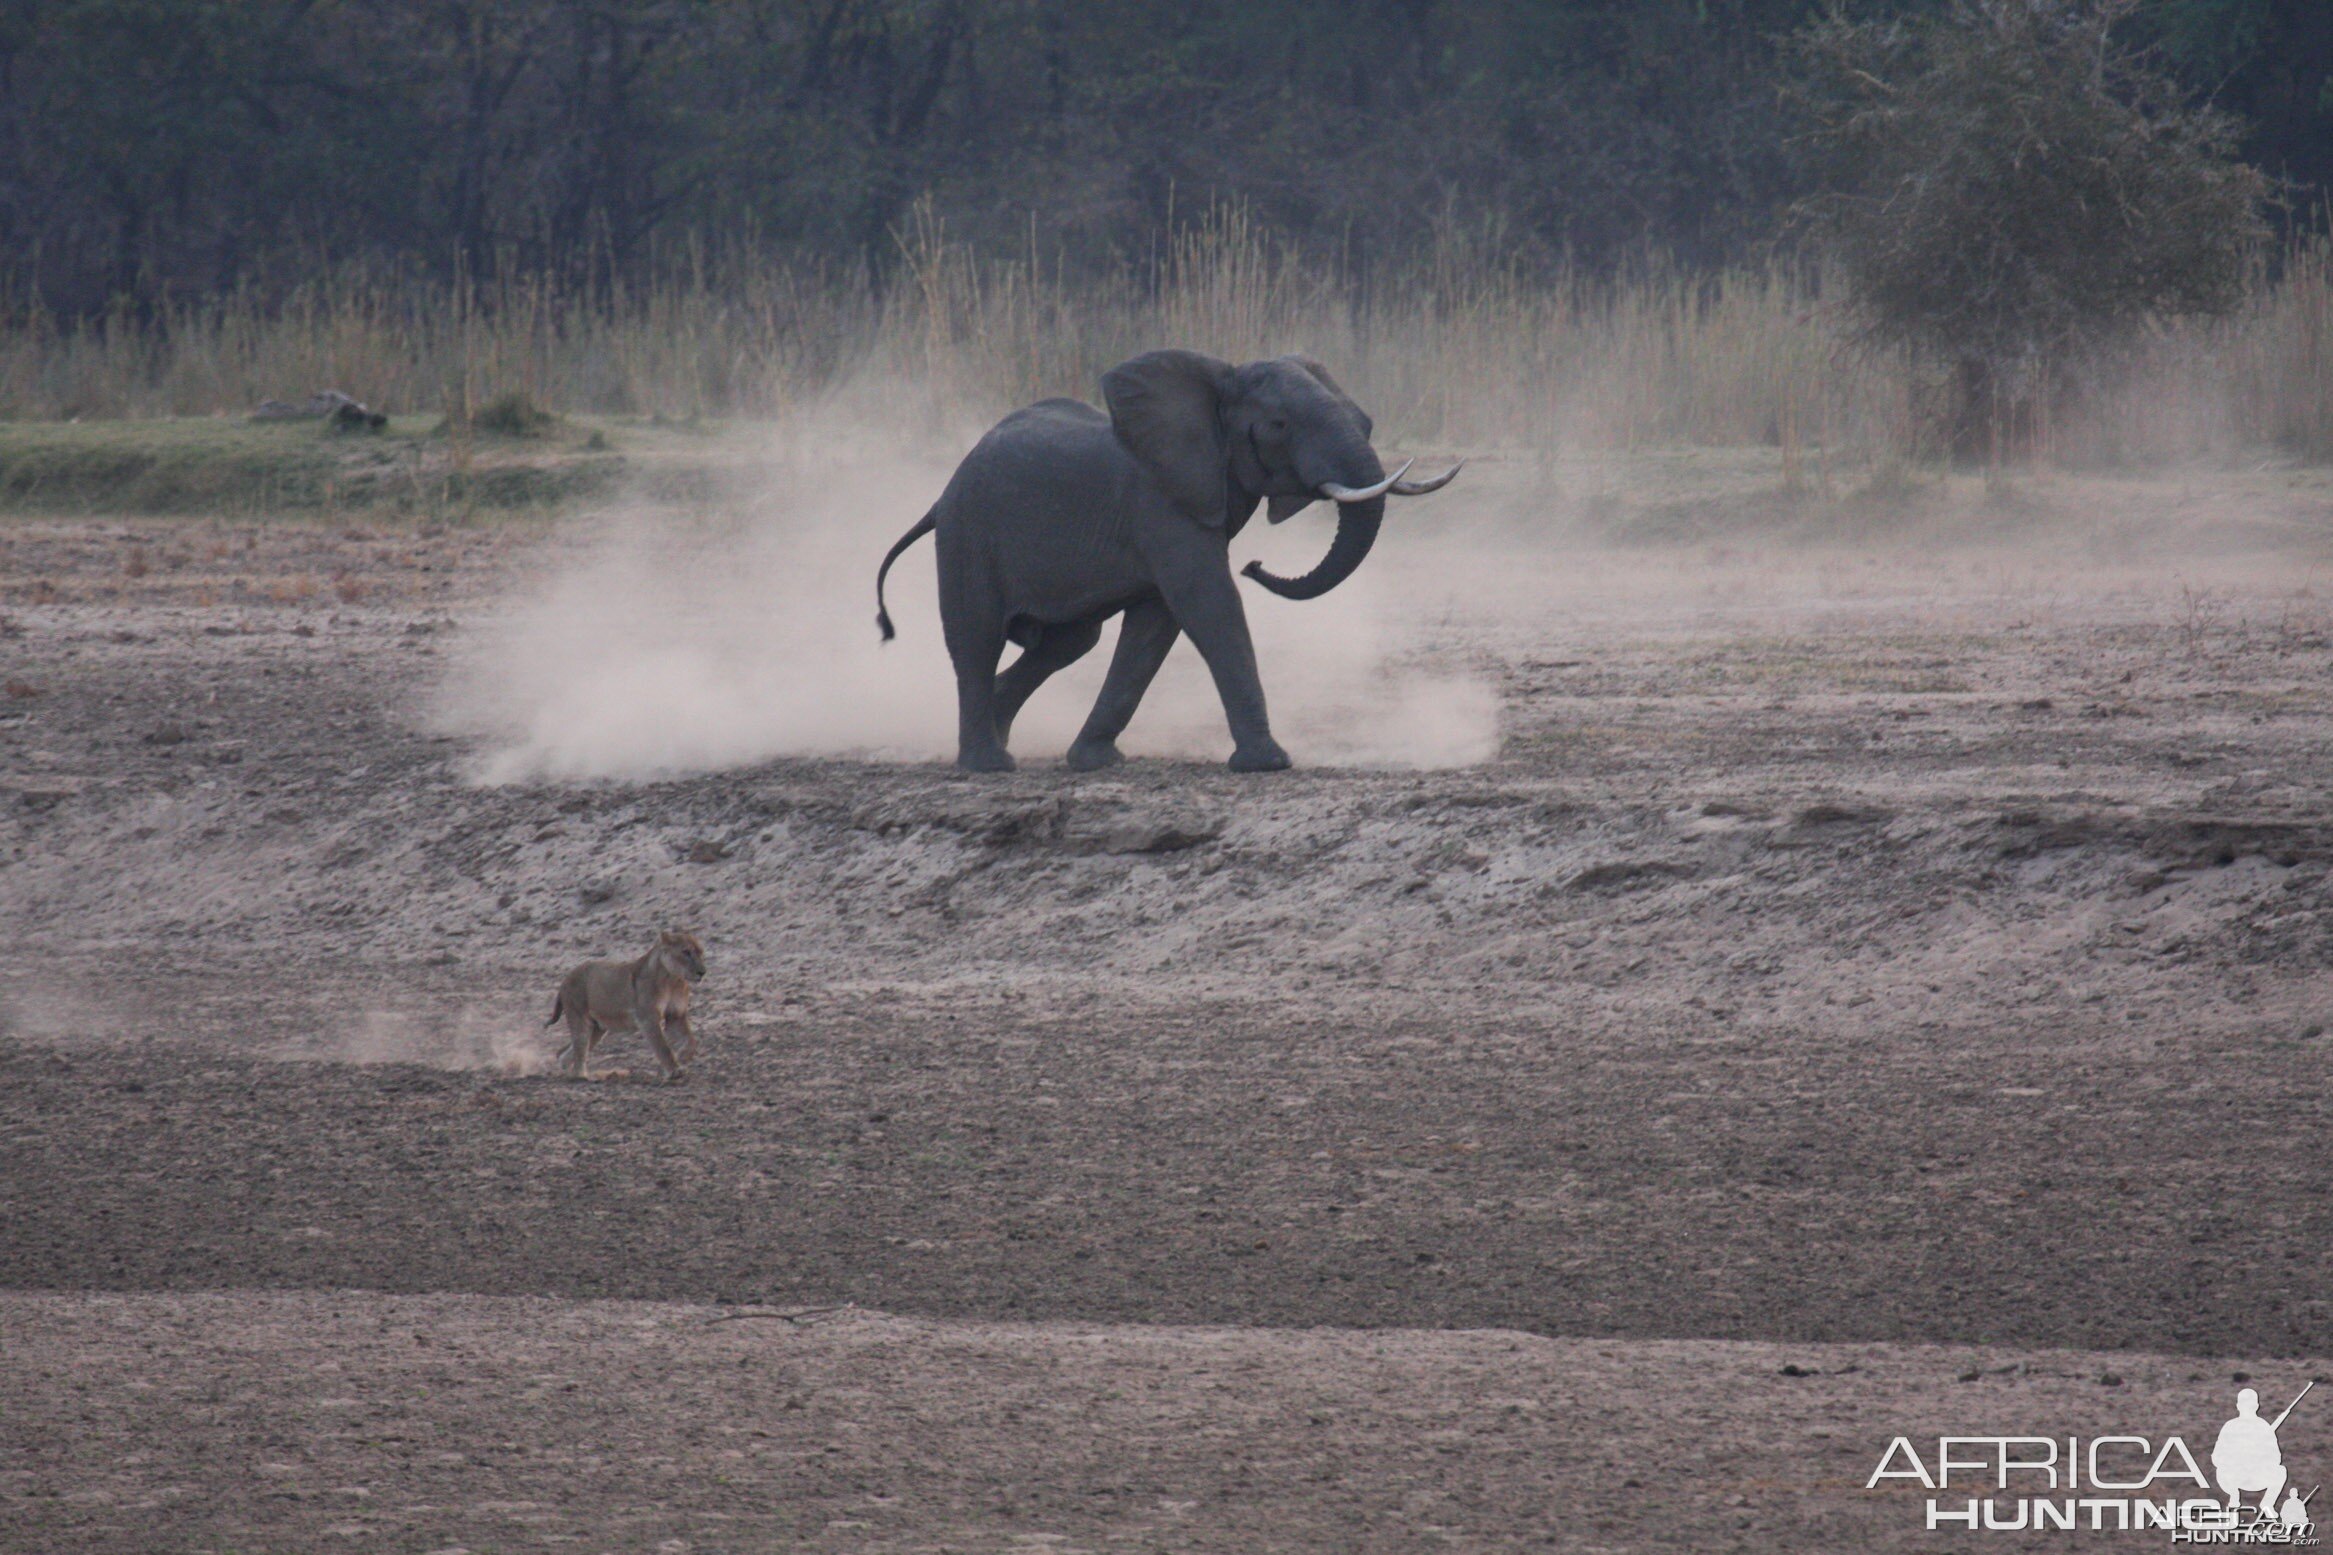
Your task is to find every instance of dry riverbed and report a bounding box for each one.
[3,459,2331,1550]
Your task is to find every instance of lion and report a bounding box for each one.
[545,930,707,1081]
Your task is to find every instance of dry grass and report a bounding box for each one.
[1,208,2325,464]
[2231,238,2333,461]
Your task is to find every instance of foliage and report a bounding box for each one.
[449,391,561,440]
[0,0,2325,464]
[1794,0,2272,452]
[6,207,2329,469]
[0,0,2321,319]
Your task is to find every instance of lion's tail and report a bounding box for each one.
[875,506,938,642]
[545,993,564,1028]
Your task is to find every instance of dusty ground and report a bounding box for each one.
[5,1291,2324,1554]
[3,458,2332,1551]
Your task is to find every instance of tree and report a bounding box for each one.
[0,0,2313,318]
[1794,0,2271,459]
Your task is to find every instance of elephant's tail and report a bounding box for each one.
[875,507,937,642]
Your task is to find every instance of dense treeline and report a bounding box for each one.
[1,0,2326,315]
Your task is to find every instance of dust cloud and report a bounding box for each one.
[288,1008,558,1076]
[0,978,555,1075]
[0,984,120,1053]
[440,415,1502,782]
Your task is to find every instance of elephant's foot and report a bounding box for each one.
[956,747,1018,773]
[1228,738,1291,773]
[1065,737,1124,772]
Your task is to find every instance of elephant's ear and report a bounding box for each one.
[1281,354,1347,398]
[1103,349,1235,526]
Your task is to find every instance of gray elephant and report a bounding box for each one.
[873,349,1458,772]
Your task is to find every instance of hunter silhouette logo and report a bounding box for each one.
[2283,1489,2318,1541]
[1865,1379,2320,1540]
[2214,1384,2309,1519]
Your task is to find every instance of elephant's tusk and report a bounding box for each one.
[1316,458,1413,504]
[1388,459,1464,497]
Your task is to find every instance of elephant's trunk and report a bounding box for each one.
[1240,492,1384,601]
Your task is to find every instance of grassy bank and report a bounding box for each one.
[0,413,761,519]
[6,211,2328,472]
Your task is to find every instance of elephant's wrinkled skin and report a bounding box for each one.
[874,349,1456,773]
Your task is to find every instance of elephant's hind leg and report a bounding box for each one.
[945,617,1017,771]
[1069,596,1180,770]
[993,618,1105,747]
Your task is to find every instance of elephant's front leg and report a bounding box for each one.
[1152,547,1290,772]
[1068,596,1179,770]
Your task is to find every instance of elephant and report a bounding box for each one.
[872,348,1459,772]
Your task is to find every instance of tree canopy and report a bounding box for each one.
[0,0,2323,314]
[1796,1,2269,397]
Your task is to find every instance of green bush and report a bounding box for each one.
[461,391,561,439]
[1795,0,2271,461]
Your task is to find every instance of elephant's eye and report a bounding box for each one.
[1265,419,1288,437]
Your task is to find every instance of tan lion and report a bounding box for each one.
[546,931,707,1081]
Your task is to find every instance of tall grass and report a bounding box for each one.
[2,207,2326,463]
[2231,237,2333,461]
